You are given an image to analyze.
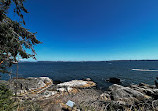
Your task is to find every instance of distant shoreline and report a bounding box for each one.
[19,60,158,63]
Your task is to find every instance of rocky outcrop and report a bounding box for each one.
[7,77,96,101]
[98,83,158,110]
[130,83,158,99]
[4,77,158,111]
[107,84,151,106]
[9,77,53,95]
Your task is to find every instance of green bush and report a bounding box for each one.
[0,85,15,111]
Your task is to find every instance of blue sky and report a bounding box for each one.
[9,0,158,61]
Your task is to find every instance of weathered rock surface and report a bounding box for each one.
[38,82,157,111]
[130,83,158,99]
[7,77,96,100]
[57,80,96,88]
[39,89,103,111]
[9,77,53,95]
[97,83,158,110]
[107,84,151,106]
[3,77,158,111]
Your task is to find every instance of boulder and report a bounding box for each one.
[106,77,121,84]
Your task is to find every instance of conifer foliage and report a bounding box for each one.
[0,0,41,73]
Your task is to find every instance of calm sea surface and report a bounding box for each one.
[1,61,158,90]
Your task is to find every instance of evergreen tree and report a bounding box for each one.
[0,0,41,73]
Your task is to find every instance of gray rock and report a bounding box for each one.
[152,100,158,110]
[130,83,158,99]
[108,84,151,106]
[9,77,53,95]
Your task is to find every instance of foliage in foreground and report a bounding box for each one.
[0,0,41,73]
[0,84,15,111]
[0,84,42,111]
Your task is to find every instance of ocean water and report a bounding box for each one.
[1,61,158,90]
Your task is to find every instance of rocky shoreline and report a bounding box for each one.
[1,77,158,111]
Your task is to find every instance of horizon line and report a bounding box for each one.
[19,59,158,62]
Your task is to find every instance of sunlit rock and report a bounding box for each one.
[57,80,96,88]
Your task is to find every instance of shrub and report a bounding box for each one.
[0,85,15,111]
